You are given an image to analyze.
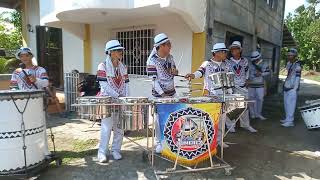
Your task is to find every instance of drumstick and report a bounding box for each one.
[176,52,184,68]
[175,74,185,78]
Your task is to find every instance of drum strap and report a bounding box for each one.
[10,94,31,173]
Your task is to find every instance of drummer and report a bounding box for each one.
[281,48,302,127]
[248,51,270,120]
[146,33,178,153]
[96,40,129,162]
[10,47,49,90]
[226,41,257,133]
[185,43,233,148]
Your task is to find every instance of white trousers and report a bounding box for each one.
[248,87,265,118]
[283,89,297,123]
[98,112,124,155]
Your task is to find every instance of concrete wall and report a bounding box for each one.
[62,30,85,73]
[205,0,285,92]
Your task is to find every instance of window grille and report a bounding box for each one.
[116,28,155,75]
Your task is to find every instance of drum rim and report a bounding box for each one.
[0,90,45,101]
[299,103,320,111]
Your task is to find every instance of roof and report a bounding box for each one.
[0,0,20,9]
[282,24,296,47]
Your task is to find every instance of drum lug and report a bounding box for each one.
[224,167,232,176]
[55,157,63,166]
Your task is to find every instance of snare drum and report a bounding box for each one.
[77,96,112,120]
[224,94,246,112]
[118,97,149,131]
[300,101,320,129]
[226,72,235,88]
[0,90,48,174]
[209,72,226,90]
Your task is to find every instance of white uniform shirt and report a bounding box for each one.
[193,59,232,96]
[248,61,270,88]
[147,54,176,97]
[10,66,49,90]
[284,60,302,91]
[226,57,249,87]
[97,61,129,97]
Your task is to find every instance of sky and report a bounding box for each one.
[0,1,314,19]
[285,0,307,17]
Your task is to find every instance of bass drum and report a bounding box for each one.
[300,101,320,129]
[0,90,48,175]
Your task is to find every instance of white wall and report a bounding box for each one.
[88,14,193,97]
[26,0,40,61]
[62,30,84,73]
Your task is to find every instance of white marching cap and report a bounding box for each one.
[288,48,298,56]
[229,41,242,49]
[154,33,170,47]
[211,43,229,53]
[15,47,34,59]
[250,51,262,61]
[105,40,125,52]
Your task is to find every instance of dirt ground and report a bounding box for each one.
[18,79,320,180]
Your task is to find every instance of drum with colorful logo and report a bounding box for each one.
[155,97,222,166]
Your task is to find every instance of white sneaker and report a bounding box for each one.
[112,151,122,160]
[281,122,294,127]
[243,126,257,133]
[218,142,229,148]
[257,115,267,120]
[280,119,286,123]
[155,144,162,154]
[97,153,107,163]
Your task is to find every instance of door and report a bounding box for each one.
[36,26,63,88]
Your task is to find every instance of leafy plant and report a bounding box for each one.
[285,0,320,71]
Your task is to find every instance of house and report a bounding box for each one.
[0,0,286,96]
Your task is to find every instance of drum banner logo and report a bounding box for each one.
[156,103,221,165]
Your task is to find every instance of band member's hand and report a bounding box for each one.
[203,89,209,96]
[171,68,179,75]
[28,76,37,83]
[255,71,261,77]
[185,73,195,80]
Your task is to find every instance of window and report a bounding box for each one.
[265,0,278,9]
[225,31,244,47]
[116,28,155,76]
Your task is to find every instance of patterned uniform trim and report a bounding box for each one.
[0,125,44,140]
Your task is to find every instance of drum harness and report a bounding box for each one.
[10,94,31,173]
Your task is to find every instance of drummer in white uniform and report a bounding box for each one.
[96,40,129,162]
[281,48,302,127]
[226,41,257,133]
[146,33,178,153]
[10,47,51,157]
[248,51,270,120]
[10,47,49,90]
[185,43,233,148]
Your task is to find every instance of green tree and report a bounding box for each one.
[0,10,22,51]
[285,1,320,70]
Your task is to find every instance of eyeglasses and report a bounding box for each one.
[112,49,123,53]
[216,50,227,54]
